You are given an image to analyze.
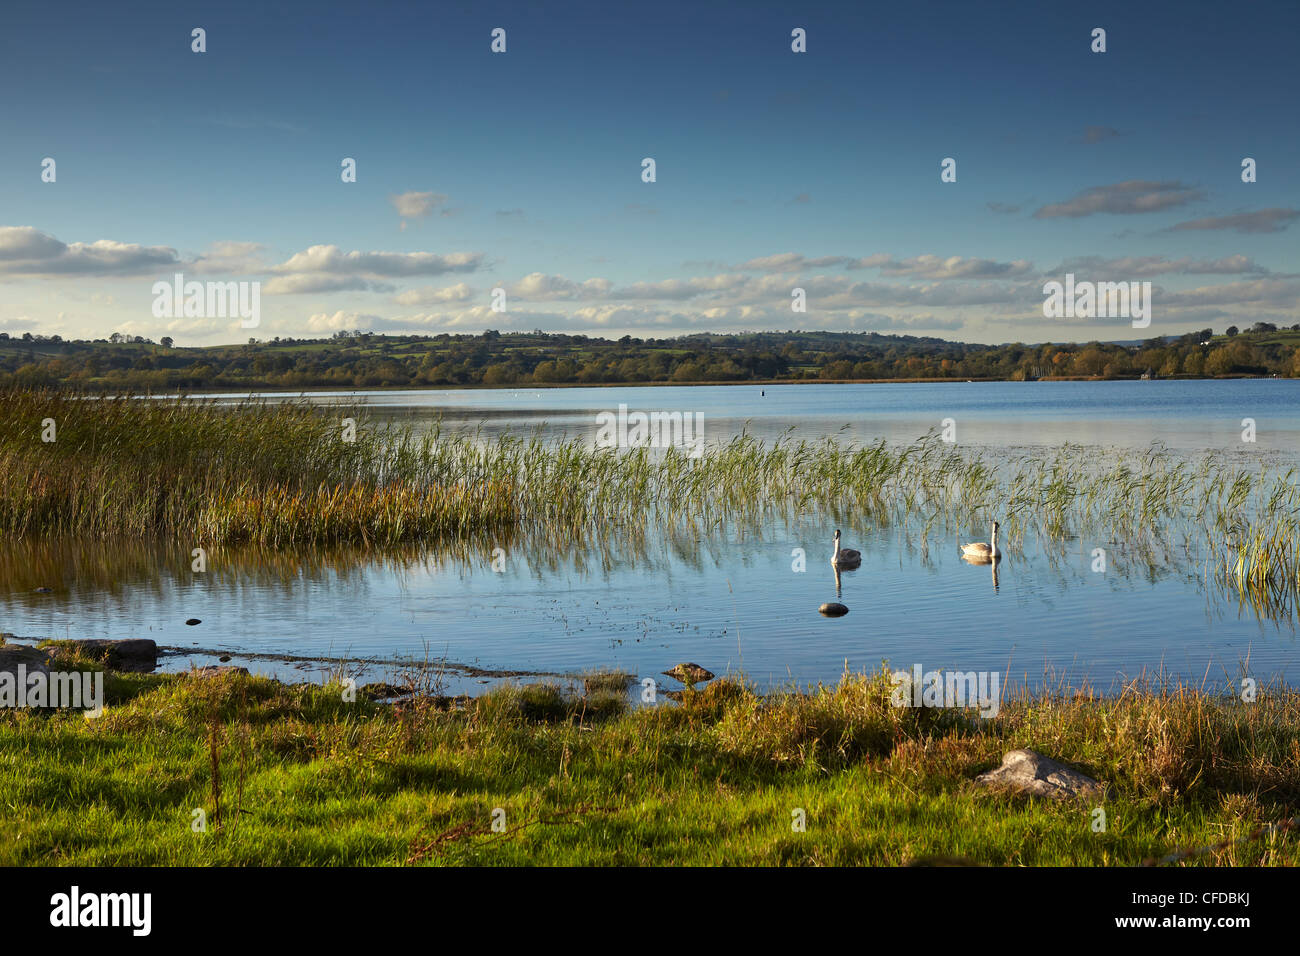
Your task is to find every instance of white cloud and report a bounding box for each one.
[0,226,180,276]
[271,245,483,278]
[393,282,475,306]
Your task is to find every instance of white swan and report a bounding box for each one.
[960,521,1001,561]
[831,529,861,567]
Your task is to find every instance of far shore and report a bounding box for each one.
[105,372,1289,396]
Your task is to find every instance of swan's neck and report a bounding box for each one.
[992,528,999,555]
[833,537,840,559]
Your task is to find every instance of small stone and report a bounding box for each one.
[183,665,248,678]
[819,602,849,617]
[218,655,231,663]
[976,749,1104,800]
[662,663,714,684]
[185,619,201,626]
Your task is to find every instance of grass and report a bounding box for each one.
[1,659,1297,866]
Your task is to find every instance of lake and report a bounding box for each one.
[3,379,1298,696]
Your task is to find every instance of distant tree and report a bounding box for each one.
[1226,326,1239,337]
[160,337,174,349]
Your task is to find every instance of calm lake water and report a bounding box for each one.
[4,380,1298,695]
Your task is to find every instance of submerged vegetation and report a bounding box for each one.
[1,660,1297,865]
[1,387,1296,609]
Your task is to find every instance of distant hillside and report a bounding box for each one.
[2,324,1297,390]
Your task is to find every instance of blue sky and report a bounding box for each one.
[1,0,1297,344]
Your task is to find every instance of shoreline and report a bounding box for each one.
[2,650,1296,866]
[79,372,1290,396]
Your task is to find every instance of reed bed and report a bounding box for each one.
[1,388,1296,605]
[0,390,516,546]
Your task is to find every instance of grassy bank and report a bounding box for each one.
[1,654,1297,866]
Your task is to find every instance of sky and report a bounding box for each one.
[1,0,1297,346]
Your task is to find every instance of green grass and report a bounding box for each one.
[1,662,1297,866]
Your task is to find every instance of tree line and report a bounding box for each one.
[2,325,1298,390]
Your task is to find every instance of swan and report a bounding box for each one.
[960,521,1001,561]
[831,529,861,567]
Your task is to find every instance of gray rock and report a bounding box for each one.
[53,639,157,669]
[662,663,714,684]
[818,602,849,617]
[0,644,51,679]
[976,749,1104,800]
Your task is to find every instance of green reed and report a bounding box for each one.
[0,389,515,546]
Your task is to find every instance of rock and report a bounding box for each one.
[359,681,409,701]
[218,655,231,663]
[976,749,1104,800]
[819,602,849,617]
[182,665,249,678]
[0,644,51,679]
[185,619,201,626]
[662,663,714,684]
[52,638,157,670]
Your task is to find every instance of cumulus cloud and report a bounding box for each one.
[304,310,384,333]
[865,254,1034,280]
[1162,278,1300,308]
[611,274,750,300]
[389,191,448,220]
[1054,254,1266,277]
[272,245,482,277]
[1167,208,1299,234]
[1033,181,1204,218]
[264,244,484,294]
[0,226,180,276]
[188,241,269,275]
[506,273,613,301]
[735,253,856,273]
[263,274,376,295]
[392,282,475,306]
[731,252,1032,279]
